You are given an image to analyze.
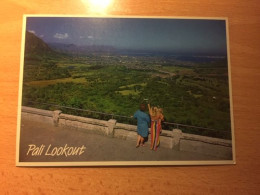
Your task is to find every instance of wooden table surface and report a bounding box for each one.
[1,0,259,194]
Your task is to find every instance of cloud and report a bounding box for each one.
[80,35,94,39]
[29,30,36,34]
[54,33,69,39]
[40,35,44,38]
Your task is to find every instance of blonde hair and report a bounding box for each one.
[150,106,158,116]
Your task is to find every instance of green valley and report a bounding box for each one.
[21,31,232,139]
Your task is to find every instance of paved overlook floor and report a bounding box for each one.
[19,118,222,163]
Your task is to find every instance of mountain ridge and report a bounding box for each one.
[25,31,55,56]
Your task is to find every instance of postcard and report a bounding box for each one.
[16,15,235,166]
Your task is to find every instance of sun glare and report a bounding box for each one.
[81,0,113,14]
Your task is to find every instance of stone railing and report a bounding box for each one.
[21,106,233,159]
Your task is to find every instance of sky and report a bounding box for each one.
[26,17,228,55]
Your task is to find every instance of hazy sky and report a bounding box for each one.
[26,17,227,55]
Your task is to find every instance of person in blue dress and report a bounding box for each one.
[133,104,151,148]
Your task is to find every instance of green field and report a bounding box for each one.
[26,77,88,87]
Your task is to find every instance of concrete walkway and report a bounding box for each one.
[19,118,222,163]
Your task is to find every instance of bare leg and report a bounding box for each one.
[140,137,145,146]
[136,135,141,147]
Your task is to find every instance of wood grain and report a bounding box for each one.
[1,0,259,194]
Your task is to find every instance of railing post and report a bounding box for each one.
[53,110,62,126]
[171,128,182,150]
[107,119,117,137]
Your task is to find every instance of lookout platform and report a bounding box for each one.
[19,118,223,163]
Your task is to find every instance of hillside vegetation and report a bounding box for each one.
[22,32,232,139]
